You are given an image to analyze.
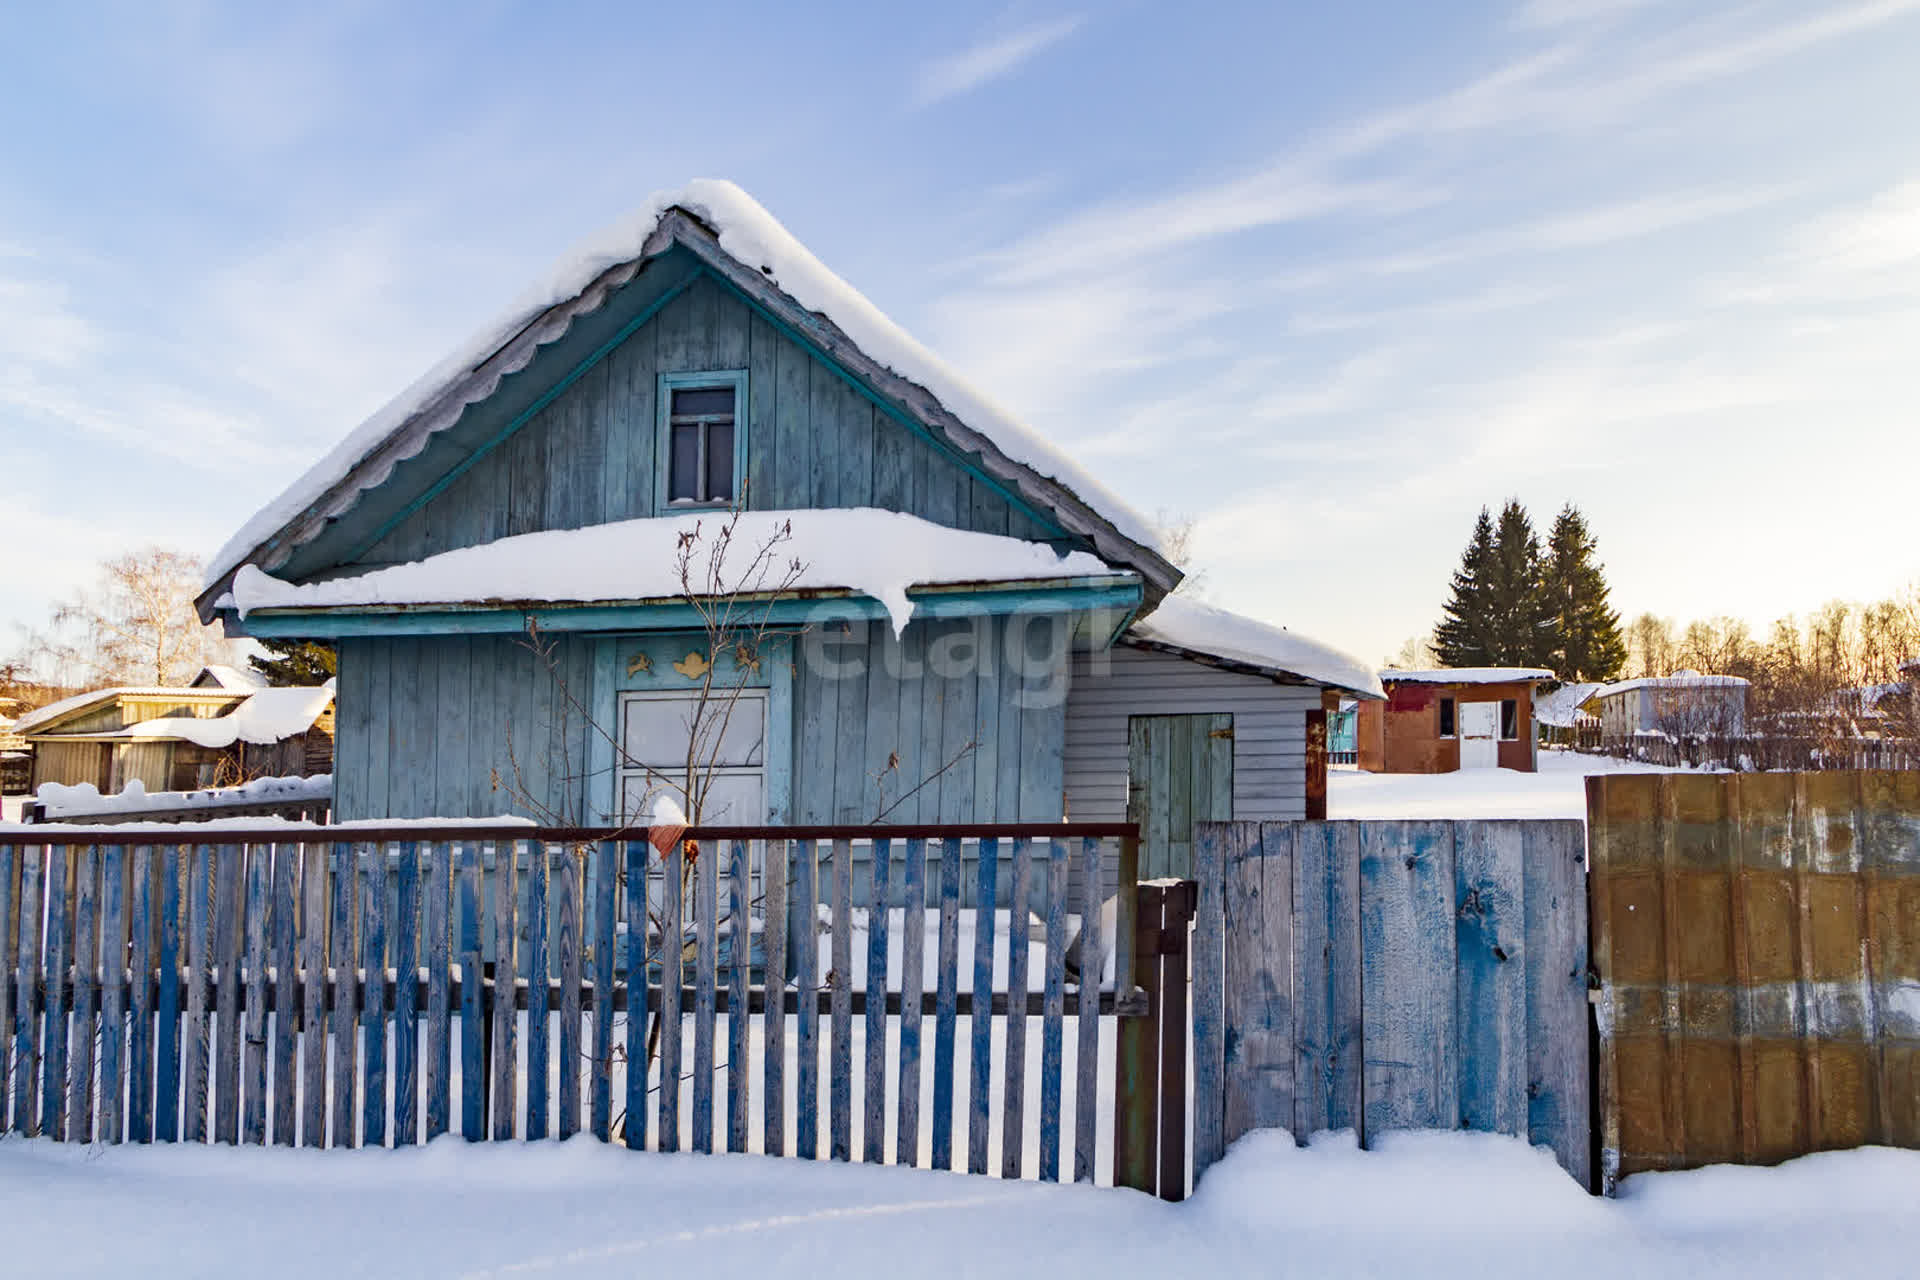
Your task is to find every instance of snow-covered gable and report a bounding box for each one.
[111,681,336,749]
[1535,681,1605,728]
[232,510,1115,639]
[1381,667,1556,686]
[9,686,237,739]
[1125,596,1384,699]
[192,664,265,690]
[200,181,1174,613]
[1597,670,1749,697]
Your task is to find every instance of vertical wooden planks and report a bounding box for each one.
[1001,837,1033,1178]
[659,840,684,1152]
[1191,823,1228,1180]
[967,838,1000,1176]
[270,843,298,1146]
[490,840,518,1140]
[1221,824,1294,1150]
[556,842,582,1139]
[1073,836,1102,1184]
[38,843,71,1140]
[1290,822,1363,1139]
[181,843,210,1143]
[331,843,360,1147]
[13,841,44,1136]
[425,842,453,1140]
[1039,840,1070,1182]
[100,843,129,1145]
[129,845,155,1143]
[361,844,390,1147]
[213,843,243,1144]
[68,844,99,1143]
[692,837,718,1153]
[727,838,751,1154]
[1359,821,1458,1137]
[760,839,787,1158]
[623,840,650,1151]
[1524,821,1592,1188]
[829,836,852,1162]
[0,842,13,1134]
[931,836,962,1171]
[794,838,818,1159]
[1454,823,1528,1139]
[894,837,926,1167]
[591,841,618,1142]
[863,838,892,1165]
[393,842,421,1146]
[299,843,327,1148]
[156,844,184,1143]
[458,841,485,1141]
[242,844,270,1146]
[525,840,551,1141]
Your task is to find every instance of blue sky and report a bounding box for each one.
[3,0,1918,663]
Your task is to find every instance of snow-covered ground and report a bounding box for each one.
[2,1128,1914,1278]
[1330,749,1682,821]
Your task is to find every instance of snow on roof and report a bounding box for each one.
[1535,681,1605,728]
[1125,596,1385,698]
[193,664,265,690]
[8,685,240,738]
[1379,667,1557,685]
[231,509,1117,638]
[205,180,1167,592]
[111,681,336,749]
[1597,671,1750,697]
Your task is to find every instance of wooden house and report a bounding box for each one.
[1357,668,1553,773]
[197,182,1379,875]
[1592,670,1748,739]
[13,681,335,795]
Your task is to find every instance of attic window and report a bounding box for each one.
[658,370,749,509]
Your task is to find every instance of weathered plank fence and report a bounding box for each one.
[1192,820,1592,1189]
[2,822,1165,1191]
[1589,771,1920,1186]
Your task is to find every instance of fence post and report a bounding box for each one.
[1156,880,1195,1202]
[1114,881,1162,1195]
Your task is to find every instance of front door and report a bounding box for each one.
[1127,713,1234,880]
[1459,701,1499,770]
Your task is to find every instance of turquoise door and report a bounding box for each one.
[1126,713,1235,880]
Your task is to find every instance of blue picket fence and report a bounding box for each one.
[1,823,1147,1185]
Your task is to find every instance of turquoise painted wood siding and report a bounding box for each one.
[335,614,1068,824]
[359,274,1056,568]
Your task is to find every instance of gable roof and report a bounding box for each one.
[1123,596,1384,699]
[10,686,244,738]
[198,181,1178,619]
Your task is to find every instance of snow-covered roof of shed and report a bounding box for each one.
[1125,596,1384,699]
[9,685,243,738]
[106,682,336,749]
[230,508,1119,639]
[1380,667,1556,686]
[1535,681,1605,728]
[204,180,1169,597]
[1597,671,1749,696]
[193,664,265,690]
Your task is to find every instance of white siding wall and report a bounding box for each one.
[1064,644,1319,825]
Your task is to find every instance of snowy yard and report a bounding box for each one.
[3,1128,1915,1278]
[1330,749,1682,821]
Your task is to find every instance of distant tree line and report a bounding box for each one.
[1427,501,1627,682]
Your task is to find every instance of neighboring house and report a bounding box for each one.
[1593,670,1748,739]
[1357,668,1554,773]
[196,181,1380,877]
[192,664,267,690]
[14,681,336,794]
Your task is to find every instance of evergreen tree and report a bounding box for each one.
[1542,504,1627,681]
[1484,499,1549,667]
[1433,508,1499,667]
[249,639,336,686]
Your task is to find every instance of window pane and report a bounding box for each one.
[1439,697,1456,737]
[622,692,765,768]
[669,424,700,501]
[671,386,734,417]
[705,421,734,501]
[619,771,763,824]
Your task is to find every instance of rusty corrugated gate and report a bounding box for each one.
[1588,771,1920,1185]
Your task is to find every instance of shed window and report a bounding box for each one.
[1438,697,1456,737]
[666,384,738,505]
[1500,699,1519,740]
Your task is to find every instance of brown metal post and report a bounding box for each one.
[1114,882,1162,1195]
[1157,880,1196,1202]
[1305,709,1329,821]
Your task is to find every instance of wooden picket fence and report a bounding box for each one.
[1,823,1154,1187]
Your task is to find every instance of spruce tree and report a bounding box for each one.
[1542,505,1626,681]
[248,639,336,686]
[1433,508,1498,667]
[1484,500,1548,667]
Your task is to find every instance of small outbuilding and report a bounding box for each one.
[1356,668,1554,773]
[1591,670,1748,739]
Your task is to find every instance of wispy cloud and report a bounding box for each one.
[912,16,1084,107]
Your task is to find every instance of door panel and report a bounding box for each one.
[1459,700,1499,770]
[1127,713,1234,880]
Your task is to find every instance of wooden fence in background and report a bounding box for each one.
[1601,733,1920,772]
[1191,820,1592,1189]
[1,823,1158,1190]
[1589,772,1920,1187]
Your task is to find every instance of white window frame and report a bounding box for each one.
[616,687,767,824]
